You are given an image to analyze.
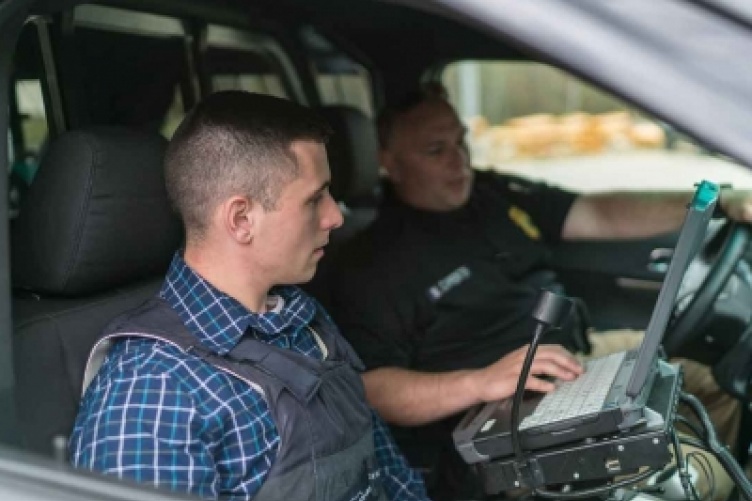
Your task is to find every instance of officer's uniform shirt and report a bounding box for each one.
[330,171,578,374]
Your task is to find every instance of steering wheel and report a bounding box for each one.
[662,221,752,361]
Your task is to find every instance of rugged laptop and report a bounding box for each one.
[454,180,719,463]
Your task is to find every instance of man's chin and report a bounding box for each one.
[444,193,471,210]
[443,184,472,208]
[288,264,319,286]
[273,267,312,287]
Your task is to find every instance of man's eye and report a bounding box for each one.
[310,189,329,205]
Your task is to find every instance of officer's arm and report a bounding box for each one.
[364,344,581,426]
[562,191,693,240]
[562,188,752,238]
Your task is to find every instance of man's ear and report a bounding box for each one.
[223,195,255,244]
[379,149,401,183]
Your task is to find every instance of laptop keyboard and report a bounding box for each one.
[519,351,626,430]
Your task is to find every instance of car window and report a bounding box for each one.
[204,24,305,103]
[315,62,373,117]
[12,80,46,170]
[442,61,752,192]
[301,27,374,116]
[8,20,50,218]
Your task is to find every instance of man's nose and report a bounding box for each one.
[323,194,344,230]
[448,145,469,172]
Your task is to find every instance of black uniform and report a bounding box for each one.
[328,171,582,499]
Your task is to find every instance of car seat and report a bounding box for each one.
[318,104,381,245]
[11,126,182,456]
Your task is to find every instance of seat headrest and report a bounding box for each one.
[12,127,182,296]
[318,105,381,206]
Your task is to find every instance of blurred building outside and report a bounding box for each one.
[442,61,752,193]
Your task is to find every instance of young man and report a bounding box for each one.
[70,91,434,501]
[329,84,750,500]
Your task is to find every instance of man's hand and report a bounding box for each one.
[719,190,752,222]
[469,344,583,403]
[361,344,583,426]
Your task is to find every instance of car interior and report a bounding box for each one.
[1,0,752,499]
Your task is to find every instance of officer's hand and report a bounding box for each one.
[470,344,583,403]
[720,190,752,222]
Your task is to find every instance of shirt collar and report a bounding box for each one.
[159,252,317,355]
[380,181,475,232]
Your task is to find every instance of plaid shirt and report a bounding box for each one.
[70,252,428,501]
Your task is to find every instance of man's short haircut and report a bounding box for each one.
[165,91,332,240]
[376,82,449,149]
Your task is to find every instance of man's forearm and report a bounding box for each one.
[562,191,692,240]
[363,367,482,426]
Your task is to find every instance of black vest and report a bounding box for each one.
[83,298,389,501]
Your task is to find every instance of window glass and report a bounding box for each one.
[207,47,288,98]
[14,80,47,165]
[161,88,187,138]
[11,81,47,185]
[302,28,374,116]
[204,25,296,100]
[316,72,373,117]
[8,21,50,217]
[442,61,752,192]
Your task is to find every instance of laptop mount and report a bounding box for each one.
[477,361,681,496]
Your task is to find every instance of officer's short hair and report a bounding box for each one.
[376,82,449,149]
[165,91,331,241]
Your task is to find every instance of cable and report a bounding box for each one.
[676,413,706,440]
[671,426,700,500]
[680,392,752,500]
[687,449,716,501]
[680,436,708,450]
[678,435,717,501]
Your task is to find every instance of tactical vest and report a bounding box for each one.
[83,298,388,501]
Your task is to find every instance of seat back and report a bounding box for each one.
[305,106,381,305]
[11,127,182,455]
[318,105,381,246]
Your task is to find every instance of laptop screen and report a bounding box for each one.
[625,180,718,398]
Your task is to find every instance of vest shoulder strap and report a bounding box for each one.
[82,297,198,394]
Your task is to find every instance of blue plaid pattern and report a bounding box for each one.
[70,252,428,501]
